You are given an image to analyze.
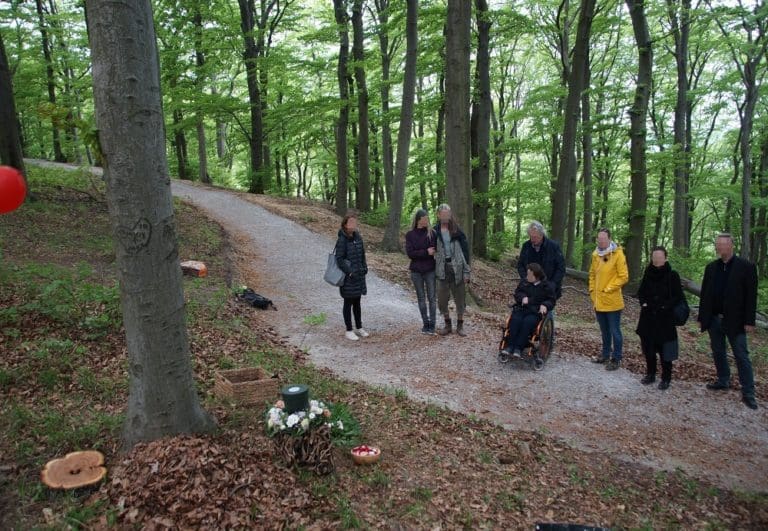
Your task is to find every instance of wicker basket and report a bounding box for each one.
[213,367,279,406]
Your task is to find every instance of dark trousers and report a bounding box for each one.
[641,337,673,382]
[411,270,436,326]
[708,315,755,398]
[505,311,540,350]
[343,297,362,331]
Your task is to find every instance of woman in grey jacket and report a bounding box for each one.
[434,204,471,337]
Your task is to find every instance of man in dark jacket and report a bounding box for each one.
[698,233,758,410]
[517,221,566,299]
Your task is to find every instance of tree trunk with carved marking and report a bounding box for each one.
[85,0,215,449]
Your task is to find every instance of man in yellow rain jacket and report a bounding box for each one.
[589,228,629,370]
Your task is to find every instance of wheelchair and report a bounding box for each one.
[497,308,555,371]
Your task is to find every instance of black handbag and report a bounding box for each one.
[673,297,690,326]
[669,276,690,326]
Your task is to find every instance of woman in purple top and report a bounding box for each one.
[405,209,437,334]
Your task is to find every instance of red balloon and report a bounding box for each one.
[0,166,27,214]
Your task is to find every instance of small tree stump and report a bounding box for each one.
[41,450,107,489]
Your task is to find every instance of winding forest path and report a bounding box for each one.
[168,179,767,492]
[23,161,768,491]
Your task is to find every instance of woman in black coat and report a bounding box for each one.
[500,263,556,359]
[335,213,369,341]
[636,246,686,389]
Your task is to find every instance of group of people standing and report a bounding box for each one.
[335,204,471,339]
[334,210,759,410]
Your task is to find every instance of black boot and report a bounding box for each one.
[421,318,431,335]
[456,319,466,337]
[438,317,452,336]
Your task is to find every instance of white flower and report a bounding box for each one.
[336,420,344,430]
[286,414,300,428]
[309,413,316,420]
[301,418,310,430]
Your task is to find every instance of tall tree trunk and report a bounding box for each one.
[755,132,768,275]
[0,30,26,179]
[724,130,742,234]
[739,91,756,260]
[580,50,593,271]
[193,6,210,184]
[551,0,595,245]
[260,63,272,188]
[352,0,371,211]
[86,0,215,448]
[381,0,417,250]
[168,72,190,181]
[213,85,226,161]
[549,0,571,208]
[370,121,382,209]
[490,103,505,235]
[416,76,428,209]
[238,0,266,193]
[471,0,491,258]
[624,0,652,285]
[649,91,668,250]
[35,0,65,162]
[49,0,81,163]
[374,0,395,203]
[651,143,667,250]
[445,0,472,251]
[435,67,446,204]
[669,0,690,253]
[333,0,350,214]
[172,108,190,181]
[513,119,522,247]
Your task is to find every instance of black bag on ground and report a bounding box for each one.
[237,288,276,310]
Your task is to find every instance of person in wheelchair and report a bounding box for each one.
[500,263,556,360]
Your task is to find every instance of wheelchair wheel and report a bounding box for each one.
[533,356,545,371]
[537,316,555,363]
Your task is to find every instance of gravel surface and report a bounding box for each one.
[27,160,767,491]
[170,181,768,492]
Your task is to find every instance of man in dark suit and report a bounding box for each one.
[517,221,566,300]
[698,233,758,410]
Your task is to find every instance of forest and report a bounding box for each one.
[2,2,768,527]
[1,0,767,286]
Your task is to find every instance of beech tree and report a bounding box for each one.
[85,0,215,447]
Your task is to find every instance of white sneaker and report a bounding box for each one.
[345,331,359,341]
[356,328,370,338]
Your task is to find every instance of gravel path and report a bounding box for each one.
[168,180,768,492]
[21,161,768,491]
